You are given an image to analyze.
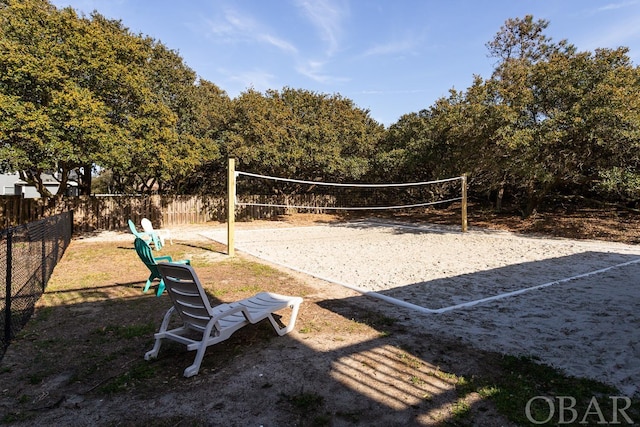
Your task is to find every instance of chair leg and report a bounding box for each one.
[183,321,216,377]
[143,277,153,293]
[144,338,163,361]
[156,279,165,296]
[144,307,175,361]
[183,360,202,378]
[267,300,302,336]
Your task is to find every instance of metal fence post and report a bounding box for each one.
[4,230,12,348]
[41,228,47,292]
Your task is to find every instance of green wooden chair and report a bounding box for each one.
[134,237,190,296]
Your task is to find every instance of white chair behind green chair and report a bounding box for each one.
[141,218,172,248]
[127,219,161,250]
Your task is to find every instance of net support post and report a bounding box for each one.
[227,157,236,256]
[461,174,468,232]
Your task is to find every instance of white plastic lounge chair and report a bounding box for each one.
[145,262,303,377]
[141,217,172,247]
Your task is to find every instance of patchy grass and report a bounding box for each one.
[486,355,640,426]
[1,224,638,426]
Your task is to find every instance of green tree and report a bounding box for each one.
[381,15,640,215]
[1,0,228,197]
[487,16,640,214]
[0,0,141,196]
[224,87,384,188]
[171,79,232,193]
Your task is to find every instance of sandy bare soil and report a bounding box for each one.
[204,219,640,397]
[1,214,639,426]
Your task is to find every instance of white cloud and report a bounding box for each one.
[360,38,421,58]
[578,15,640,54]
[289,0,353,85]
[595,1,639,12]
[258,34,298,54]
[296,60,349,84]
[294,0,348,56]
[205,7,297,54]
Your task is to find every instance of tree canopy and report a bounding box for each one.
[0,0,228,196]
[384,15,640,215]
[1,3,639,215]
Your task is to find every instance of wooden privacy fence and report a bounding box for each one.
[1,195,321,231]
[1,194,343,231]
[0,195,228,231]
[1,191,466,232]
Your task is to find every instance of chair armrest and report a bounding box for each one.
[155,257,189,265]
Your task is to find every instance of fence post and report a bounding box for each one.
[4,230,12,347]
[461,174,468,232]
[41,227,47,291]
[227,157,236,257]
[70,209,74,243]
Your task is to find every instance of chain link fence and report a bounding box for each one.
[1,211,73,358]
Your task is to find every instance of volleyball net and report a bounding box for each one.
[225,159,468,255]
[235,171,465,212]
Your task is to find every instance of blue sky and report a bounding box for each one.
[50,0,640,127]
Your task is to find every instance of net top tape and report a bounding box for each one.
[236,171,463,188]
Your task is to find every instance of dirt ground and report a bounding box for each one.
[1,206,639,426]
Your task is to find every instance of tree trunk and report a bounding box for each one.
[495,185,504,212]
[78,164,93,196]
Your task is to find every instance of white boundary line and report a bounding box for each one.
[200,229,640,315]
[430,257,640,313]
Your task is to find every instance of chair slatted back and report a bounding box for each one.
[141,218,163,249]
[157,263,214,331]
[128,220,145,239]
[134,238,157,269]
